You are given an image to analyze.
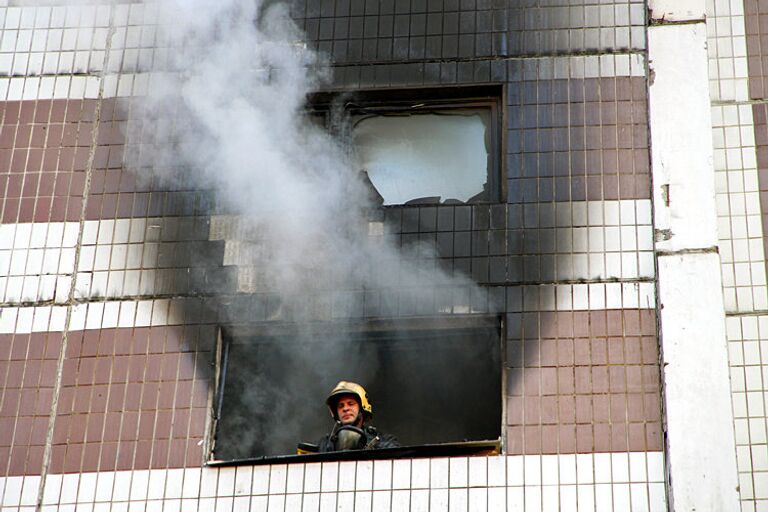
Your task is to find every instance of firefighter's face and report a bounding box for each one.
[336,395,361,426]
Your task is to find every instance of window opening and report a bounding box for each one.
[210,316,503,464]
[309,86,503,206]
[352,110,490,205]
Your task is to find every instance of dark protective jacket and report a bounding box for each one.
[317,425,400,452]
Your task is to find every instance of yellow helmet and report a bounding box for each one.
[326,381,373,420]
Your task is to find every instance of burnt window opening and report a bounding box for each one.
[309,86,504,207]
[210,316,503,464]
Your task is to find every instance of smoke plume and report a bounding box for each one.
[124,0,484,456]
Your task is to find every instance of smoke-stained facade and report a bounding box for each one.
[0,1,764,511]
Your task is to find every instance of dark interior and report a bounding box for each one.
[214,317,502,461]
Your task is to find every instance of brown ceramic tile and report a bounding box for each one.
[133,441,154,468]
[626,393,646,423]
[557,367,574,395]
[610,423,628,451]
[609,366,626,393]
[576,424,593,452]
[539,339,558,366]
[523,425,542,454]
[174,380,193,409]
[507,426,524,454]
[573,338,591,365]
[171,409,190,438]
[540,396,557,424]
[189,409,207,437]
[593,424,611,451]
[540,425,559,453]
[592,395,610,423]
[627,423,647,452]
[558,396,575,423]
[575,395,592,424]
[557,339,574,366]
[592,366,609,393]
[540,368,558,395]
[100,442,118,471]
[116,440,136,470]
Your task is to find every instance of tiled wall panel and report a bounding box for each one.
[48,326,210,475]
[0,1,666,511]
[0,454,667,511]
[287,0,646,63]
[506,309,661,456]
[0,332,59,477]
[710,0,768,508]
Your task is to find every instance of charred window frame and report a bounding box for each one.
[308,86,505,206]
[208,316,504,465]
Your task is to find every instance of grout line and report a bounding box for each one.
[35,9,117,511]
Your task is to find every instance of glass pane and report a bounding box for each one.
[351,111,490,205]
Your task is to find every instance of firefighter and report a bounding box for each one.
[317,381,400,452]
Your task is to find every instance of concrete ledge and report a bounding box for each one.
[649,23,719,253]
[649,0,706,22]
[656,252,740,510]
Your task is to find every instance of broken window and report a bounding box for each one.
[210,316,502,463]
[310,86,503,206]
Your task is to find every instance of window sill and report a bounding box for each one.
[207,440,501,467]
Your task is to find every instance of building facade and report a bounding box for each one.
[0,0,765,510]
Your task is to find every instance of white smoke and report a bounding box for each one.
[125,0,486,455]
[130,0,477,314]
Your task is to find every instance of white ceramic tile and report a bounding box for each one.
[75,473,96,504]
[523,456,541,486]
[391,489,409,510]
[612,452,630,483]
[60,474,79,504]
[507,486,525,512]
[448,488,467,511]
[540,456,559,486]
[486,457,505,488]
[111,472,130,502]
[558,485,577,512]
[356,461,373,491]
[335,491,354,511]
[286,464,303,494]
[267,465,286,495]
[338,462,356,492]
[303,464,321,493]
[508,456,524,486]
[372,461,392,491]
[523,486,542,512]
[557,455,577,485]
[405,458,427,489]
[430,459,448,489]
[179,469,200,502]
[215,496,234,512]
[594,483,613,510]
[301,493,319,512]
[233,467,251,496]
[613,483,631,510]
[199,468,218,498]
[370,490,390,512]
[468,457,487,487]
[391,460,410,490]
[42,474,62,505]
[320,462,338,493]
[411,489,429,512]
[449,458,468,488]
[129,470,149,501]
[576,484,595,511]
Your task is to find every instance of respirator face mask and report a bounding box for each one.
[334,425,366,450]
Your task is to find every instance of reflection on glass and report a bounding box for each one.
[352,112,489,205]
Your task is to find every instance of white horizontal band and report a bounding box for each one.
[0,452,666,508]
